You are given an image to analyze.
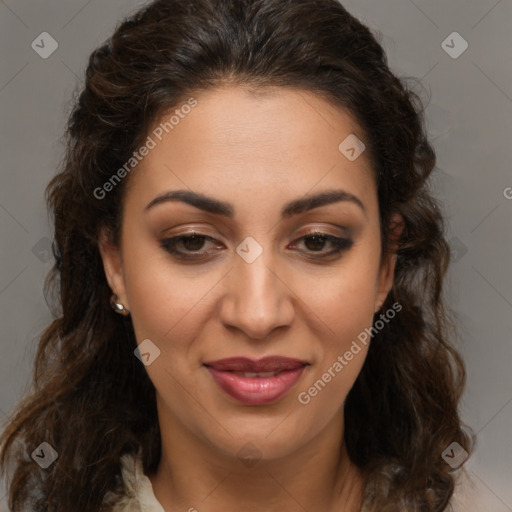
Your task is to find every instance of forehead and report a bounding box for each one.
[122,85,377,220]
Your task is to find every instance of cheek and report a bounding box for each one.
[300,252,378,400]
[297,278,374,417]
[317,289,373,384]
[311,259,380,340]
[126,276,209,353]
[119,236,187,343]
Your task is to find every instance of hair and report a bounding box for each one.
[0,0,474,510]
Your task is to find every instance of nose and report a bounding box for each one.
[218,248,294,340]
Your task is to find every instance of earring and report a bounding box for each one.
[110,293,130,316]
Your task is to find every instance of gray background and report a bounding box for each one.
[0,0,511,510]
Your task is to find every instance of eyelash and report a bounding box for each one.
[160,231,353,261]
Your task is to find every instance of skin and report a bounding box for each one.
[99,85,403,512]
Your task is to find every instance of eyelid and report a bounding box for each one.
[161,224,218,237]
[294,224,352,239]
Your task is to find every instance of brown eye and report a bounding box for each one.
[293,232,353,257]
[160,233,221,260]
[179,234,208,251]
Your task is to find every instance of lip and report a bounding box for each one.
[203,356,309,405]
[203,356,309,372]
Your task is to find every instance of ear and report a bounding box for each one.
[98,226,130,311]
[374,212,404,313]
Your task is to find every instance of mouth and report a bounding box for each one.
[203,356,309,405]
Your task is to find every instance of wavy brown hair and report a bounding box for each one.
[0,0,474,510]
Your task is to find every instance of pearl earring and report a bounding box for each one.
[110,293,130,316]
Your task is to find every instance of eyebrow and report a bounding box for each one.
[144,188,366,218]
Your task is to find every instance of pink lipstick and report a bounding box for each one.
[203,356,309,405]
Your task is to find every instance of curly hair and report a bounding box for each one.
[0,0,474,510]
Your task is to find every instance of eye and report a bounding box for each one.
[291,232,354,258]
[159,231,353,261]
[160,233,220,260]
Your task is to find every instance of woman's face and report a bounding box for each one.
[99,85,399,462]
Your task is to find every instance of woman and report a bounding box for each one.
[0,0,474,510]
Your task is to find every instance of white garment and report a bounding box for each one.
[105,452,164,512]
[106,451,474,512]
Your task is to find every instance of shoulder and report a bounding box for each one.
[102,451,165,512]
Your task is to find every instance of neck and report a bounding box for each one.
[148,402,365,512]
